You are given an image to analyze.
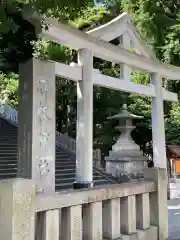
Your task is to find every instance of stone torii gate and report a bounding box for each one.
[86,12,177,172]
[20,11,179,193]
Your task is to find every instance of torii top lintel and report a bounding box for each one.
[87,12,157,61]
[23,8,180,81]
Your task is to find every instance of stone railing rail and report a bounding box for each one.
[34,181,156,240]
[0,102,101,165]
[0,168,168,240]
[0,102,18,125]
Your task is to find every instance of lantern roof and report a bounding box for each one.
[107,104,144,120]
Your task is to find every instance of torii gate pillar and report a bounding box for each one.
[151,73,167,169]
[74,49,94,189]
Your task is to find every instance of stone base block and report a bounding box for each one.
[168,189,180,199]
[121,226,158,240]
[168,180,180,199]
[103,226,158,240]
[106,160,147,178]
[136,226,158,240]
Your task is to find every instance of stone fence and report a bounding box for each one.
[0,168,168,240]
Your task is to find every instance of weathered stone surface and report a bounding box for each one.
[18,58,56,194]
[144,168,168,240]
[136,193,150,230]
[121,196,136,235]
[119,226,158,240]
[103,198,121,239]
[106,160,147,178]
[62,205,82,240]
[0,178,36,240]
[83,201,102,240]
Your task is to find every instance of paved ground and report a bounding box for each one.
[168,199,180,240]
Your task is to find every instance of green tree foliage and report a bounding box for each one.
[0,0,94,72]
[166,103,180,144]
[119,0,180,59]
[70,6,109,30]
[0,12,36,73]
[0,72,18,108]
[0,0,93,33]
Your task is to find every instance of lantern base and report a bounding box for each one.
[105,158,148,179]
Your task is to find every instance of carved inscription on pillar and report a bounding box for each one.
[18,59,55,194]
[34,62,55,194]
[36,78,53,193]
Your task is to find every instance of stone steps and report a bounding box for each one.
[0,172,17,178]
[0,118,116,190]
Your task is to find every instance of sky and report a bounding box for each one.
[94,0,102,6]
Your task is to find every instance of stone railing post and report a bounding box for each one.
[94,149,102,168]
[144,168,168,240]
[0,178,36,240]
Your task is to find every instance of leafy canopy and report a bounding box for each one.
[0,0,94,33]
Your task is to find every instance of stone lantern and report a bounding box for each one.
[105,104,148,178]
